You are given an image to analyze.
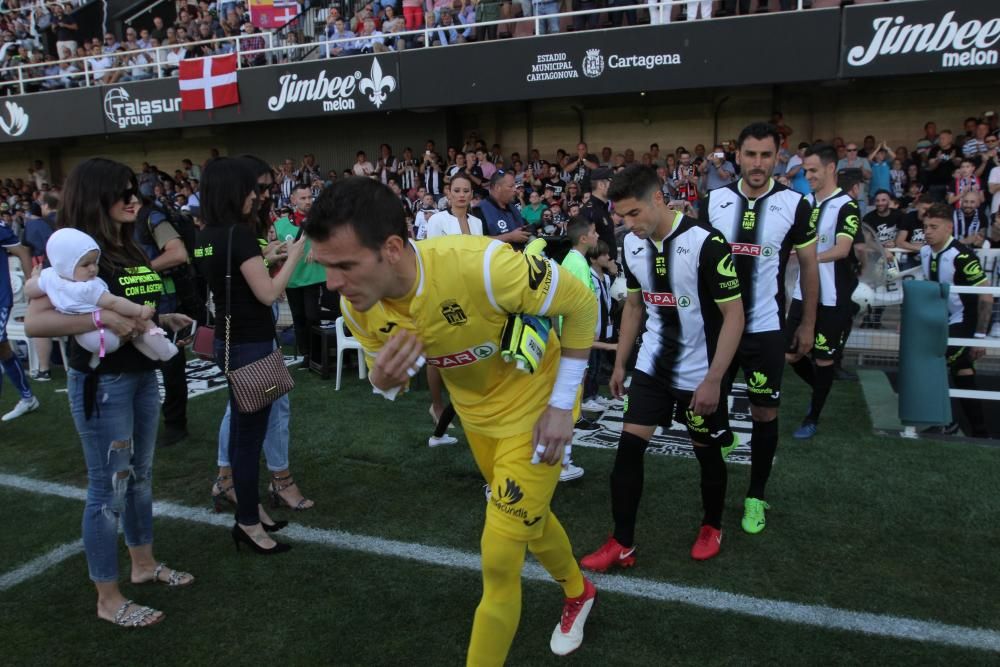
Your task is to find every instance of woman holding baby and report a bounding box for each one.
[25,158,195,628]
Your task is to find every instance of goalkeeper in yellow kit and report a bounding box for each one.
[303,178,599,665]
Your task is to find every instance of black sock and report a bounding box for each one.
[791,357,816,388]
[807,364,836,423]
[432,404,456,438]
[747,418,778,499]
[693,444,727,529]
[954,374,988,436]
[610,431,649,547]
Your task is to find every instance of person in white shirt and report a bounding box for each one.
[422,173,483,448]
[352,150,374,177]
[426,173,484,237]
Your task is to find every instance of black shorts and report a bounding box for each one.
[947,323,974,373]
[623,370,734,447]
[729,330,785,407]
[786,299,853,362]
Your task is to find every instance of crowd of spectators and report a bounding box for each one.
[0,0,920,90]
[0,0,288,93]
[318,0,828,54]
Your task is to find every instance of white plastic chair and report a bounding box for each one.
[335,316,366,390]
[7,258,69,375]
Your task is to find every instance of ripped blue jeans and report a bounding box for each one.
[68,369,159,583]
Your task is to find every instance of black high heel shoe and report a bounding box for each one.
[231,523,292,555]
[261,519,288,533]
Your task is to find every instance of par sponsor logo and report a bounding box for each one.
[426,342,497,368]
[847,10,1000,70]
[643,291,677,307]
[104,87,180,129]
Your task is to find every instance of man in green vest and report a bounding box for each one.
[273,184,326,367]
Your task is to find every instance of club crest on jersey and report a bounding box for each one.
[440,300,468,326]
[741,210,757,231]
[643,291,676,307]
[655,256,667,276]
[427,342,497,368]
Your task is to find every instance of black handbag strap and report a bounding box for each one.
[223,224,282,375]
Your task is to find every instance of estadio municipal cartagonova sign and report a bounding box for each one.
[842,0,1000,76]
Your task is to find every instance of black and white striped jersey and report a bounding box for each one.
[703,179,815,333]
[622,214,742,392]
[793,189,861,308]
[921,237,988,329]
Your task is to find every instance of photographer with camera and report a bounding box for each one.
[700,145,736,192]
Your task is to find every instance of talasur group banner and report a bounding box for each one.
[0,87,105,144]
[841,0,1000,77]
[399,9,840,108]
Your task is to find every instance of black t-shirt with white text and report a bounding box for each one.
[195,224,275,343]
[862,209,903,246]
[68,262,164,374]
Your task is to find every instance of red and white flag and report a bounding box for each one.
[178,54,239,112]
[249,0,300,29]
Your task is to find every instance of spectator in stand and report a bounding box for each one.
[947,158,982,206]
[925,130,959,202]
[890,157,907,200]
[150,15,168,42]
[102,32,120,54]
[670,150,699,208]
[837,142,872,211]
[87,43,122,84]
[402,0,424,30]
[700,145,735,192]
[963,120,992,162]
[475,0,501,41]
[868,142,892,203]
[375,144,398,184]
[521,190,547,229]
[51,4,79,61]
[896,193,932,268]
[353,151,375,177]
[356,18,387,53]
[432,9,464,45]
[325,17,359,57]
[472,171,531,246]
[862,190,902,250]
[239,23,266,67]
[953,191,987,247]
[565,142,599,193]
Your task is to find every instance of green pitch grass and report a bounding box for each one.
[1,362,998,665]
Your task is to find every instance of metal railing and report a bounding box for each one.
[1,0,814,95]
[1,31,276,94]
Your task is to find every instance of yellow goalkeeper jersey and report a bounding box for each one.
[342,236,597,438]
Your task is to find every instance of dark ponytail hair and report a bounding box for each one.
[200,157,259,229]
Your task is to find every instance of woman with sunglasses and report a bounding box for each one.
[211,156,315,515]
[25,158,196,627]
[197,157,306,554]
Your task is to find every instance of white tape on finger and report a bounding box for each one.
[530,443,546,465]
[562,444,573,467]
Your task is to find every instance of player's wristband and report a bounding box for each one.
[548,356,588,410]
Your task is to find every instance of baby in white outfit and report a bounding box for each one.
[25,228,178,368]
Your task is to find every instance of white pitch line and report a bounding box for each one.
[0,539,84,591]
[1,472,998,653]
